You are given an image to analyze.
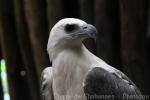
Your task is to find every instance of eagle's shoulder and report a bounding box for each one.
[40,67,54,100]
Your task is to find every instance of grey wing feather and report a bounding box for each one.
[83,67,144,100]
[41,67,54,100]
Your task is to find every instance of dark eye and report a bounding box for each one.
[65,24,76,32]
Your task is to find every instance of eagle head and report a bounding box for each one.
[47,18,97,60]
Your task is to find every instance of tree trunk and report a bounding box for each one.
[14,0,40,99]
[0,0,30,99]
[79,0,96,54]
[94,0,121,68]
[119,0,150,94]
[63,0,80,18]
[46,0,65,29]
[24,0,50,80]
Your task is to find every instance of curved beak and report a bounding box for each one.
[82,24,97,41]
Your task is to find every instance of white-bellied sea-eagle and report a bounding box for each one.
[41,18,143,100]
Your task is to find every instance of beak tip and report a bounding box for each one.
[84,24,97,40]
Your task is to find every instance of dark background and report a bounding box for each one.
[0,0,150,100]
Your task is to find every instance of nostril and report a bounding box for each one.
[83,26,88,29]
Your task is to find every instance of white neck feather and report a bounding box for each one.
[47,40,113,73]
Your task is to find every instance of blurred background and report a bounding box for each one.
[0,0,150,100]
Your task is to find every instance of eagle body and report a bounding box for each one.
[41,18,143,100]
[52,45,113,100]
